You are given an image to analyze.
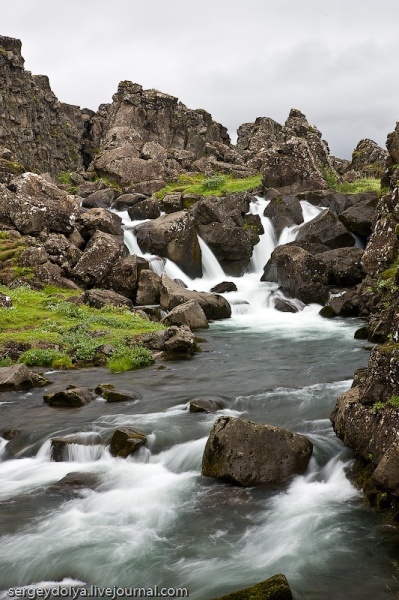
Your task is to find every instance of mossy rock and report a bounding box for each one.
[211,574,293,599]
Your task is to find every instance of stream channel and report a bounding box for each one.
[1,199,399,599]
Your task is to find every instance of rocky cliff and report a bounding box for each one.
[0,35,89,175]
[330,124,399,512]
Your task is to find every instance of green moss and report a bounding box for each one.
[321,168,380,194]
[0,285,163,370]
[155,173,262,200]
[388,395,399,408]
[372,401,385,413]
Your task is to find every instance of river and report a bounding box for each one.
[0,199,398,599]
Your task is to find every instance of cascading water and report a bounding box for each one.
[0,198,396,599]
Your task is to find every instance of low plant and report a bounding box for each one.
[19,348,69,367]
[107,343,153,373]
[155,173,262,199]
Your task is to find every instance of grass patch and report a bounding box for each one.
[321,169,381,194]
[58,171,78,194]
[107,344,153,373]
[155,173,262,200]
[0,285,163,371]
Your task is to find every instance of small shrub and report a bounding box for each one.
[63,329,99,361]
[201,175,226,191]
[372,401,385,413]
[0,356,13,367]
[107,344,153,373]
[388,395,399,408]
[19,348,68,367]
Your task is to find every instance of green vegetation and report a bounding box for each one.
[0,285,163,371]
[322,168,381,194]
[155,172,262,200]
[58,171,77,194]
[388,395,399,408]
[372,396,399,413]
[372,401,386,413]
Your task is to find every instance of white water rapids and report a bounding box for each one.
[0,198,397,599]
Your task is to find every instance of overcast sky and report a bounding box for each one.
[2,0,399,158]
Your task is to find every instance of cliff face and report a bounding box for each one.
[331,126,399,510]
[0,35,88,175]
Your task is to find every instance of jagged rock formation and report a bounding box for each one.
[237,109,336,194]
[350,139,388,179]
[330,122,399,510]
[0,35,88,175]
[88,80,253,192]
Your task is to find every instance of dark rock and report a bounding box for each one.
[29,371,52,388]
[135,269,161,305]
[273,297,299,313]
[261,245,329,304]
[318,248,365,286]
[109,427,147,458]
[2,428,21,440]
[102,255,149,300]
[162,300,209,330]
[3,173,80,235]
[71,231,126,287]
[354,326,369,340]
[321,290,360,317]
[43,387,96,408]
[82,188,115,209]
[189,397,227,413]
[296,209,354,249]
[102,388,141,403]
[202,416,312,487]
[263,194,303,237]
[350,139,388,179]
[162,193,183,214]
[127,198,161,220]
[76,208,123,241]
[339,199,377,238]
[83,289,133,309]
[0,364,32,391]
[135,211,202,278]
[0,291,12,308]
[211,574,293,600]
[112,193,147,210]
[210,282,238,294]
[164,325,196,354]
[48,472,100,494]
[160,275,231,320]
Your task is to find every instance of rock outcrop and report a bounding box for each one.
[211,574,293,600]
[0,35,87,175]
[330,120,399,510]
[350,139,388,179]
[202,416,312,487]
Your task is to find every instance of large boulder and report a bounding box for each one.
[135,211,202,278]
[261,245,329,304]
[76,208,123,240]
[102,255,149,300]
[83,289,133,309]
[0,364,33,391]
[296,209,354,249]
[44,386,96,408]
[109,427,147,458]
[318,248,365,287]
[3,172,80,235]
[160,275,231,320]
[263,194,303,237]
[350,139,388,179]
[164,325,196,354]
[162,299,209,329]
[135,269,161,305]
[339,198,377,238]
[261,137,328,194]
[211,574,293,600]
[127,198,161,220]
[202,416,312,487]
[71,231,126,286]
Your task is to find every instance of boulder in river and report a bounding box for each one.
[44,386,96,408]
[262,245,329,305]
[210,573,293,600]
[48,472,100,494]
[318,248,365,287]
[202,416,313,487]
[189,397,227,413]
[160,275,231,320]
[263,194,303,237]
[162,299,209,330]
[109,427,147,458]
[0,364,33,391]
[296,209,354,249]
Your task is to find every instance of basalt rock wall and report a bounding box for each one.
[0,35,88,175]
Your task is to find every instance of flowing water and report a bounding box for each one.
[0,199,398,599]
